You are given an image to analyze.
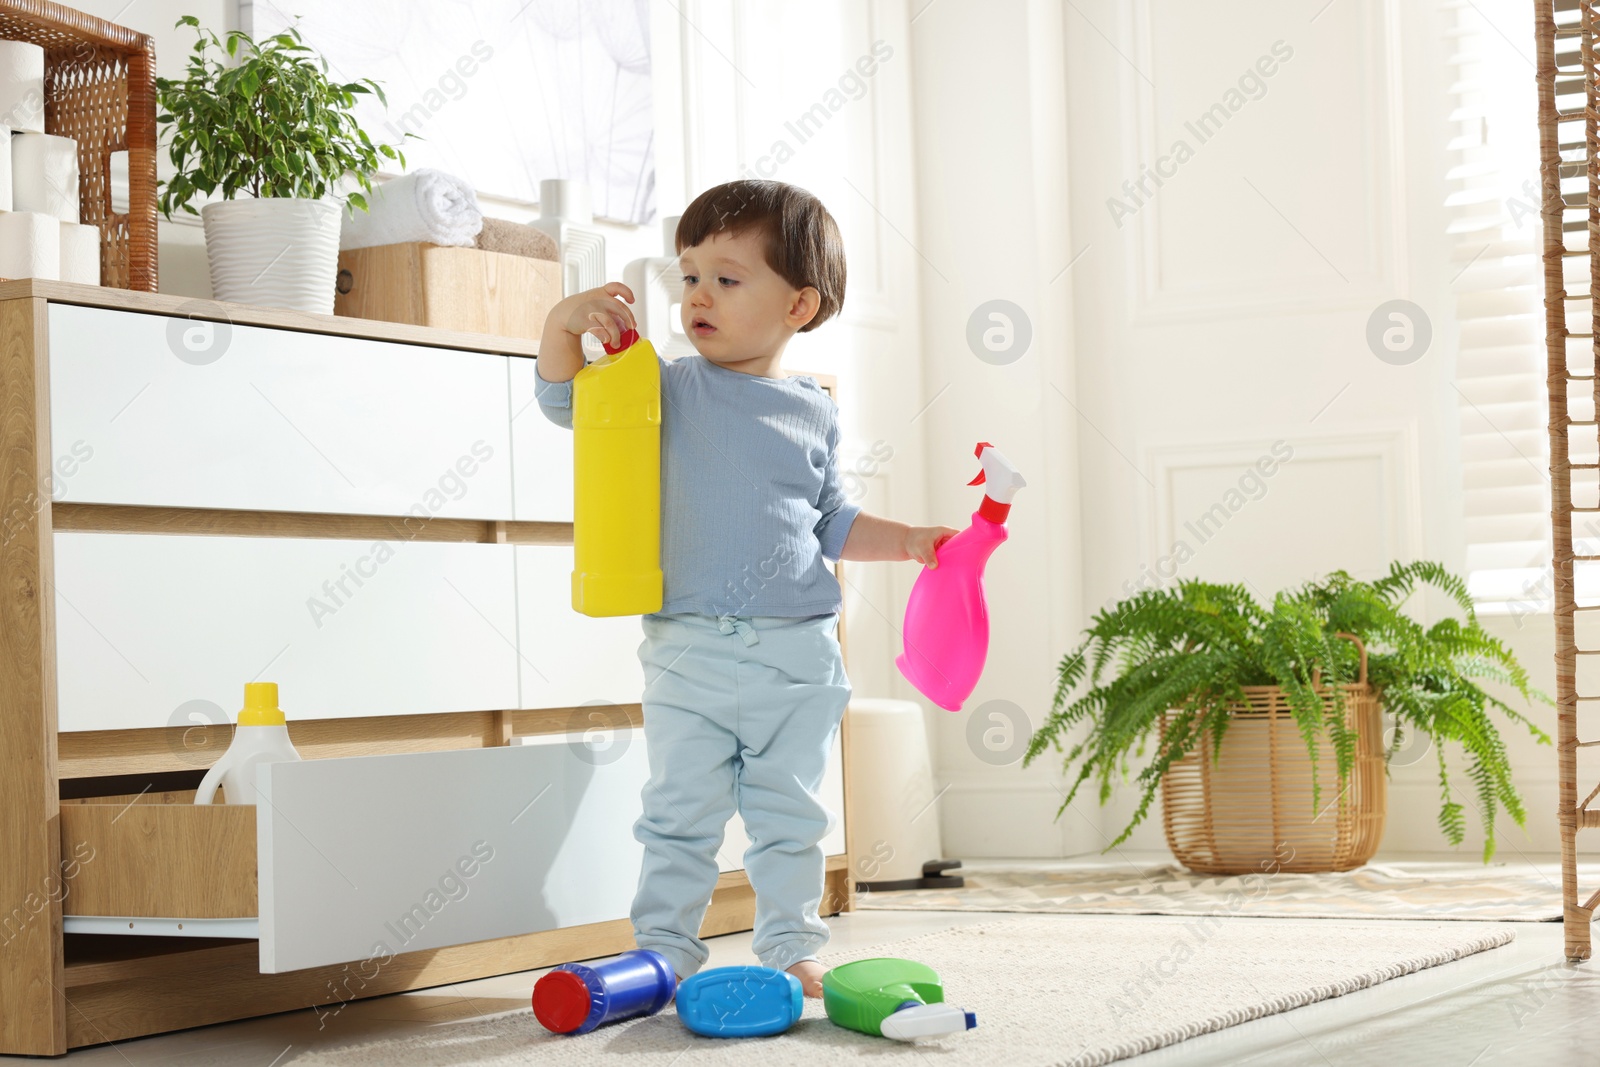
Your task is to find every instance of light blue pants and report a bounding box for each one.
[630,610,850,978]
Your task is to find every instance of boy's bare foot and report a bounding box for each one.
[786,959,825,998]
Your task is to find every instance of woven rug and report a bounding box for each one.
[289,915,1513,1067]
[852,860,1585,922]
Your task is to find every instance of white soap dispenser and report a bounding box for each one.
[623,214,695,358]
[194,682,301,806]
[529,178,606,297]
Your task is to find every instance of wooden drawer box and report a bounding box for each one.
[335,243,561,340]
[61,740,650,972]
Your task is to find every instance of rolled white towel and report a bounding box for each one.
[340,169,483,250]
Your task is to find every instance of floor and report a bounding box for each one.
[14,853,1598,1066]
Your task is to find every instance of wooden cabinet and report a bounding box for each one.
[0,283,851,1055]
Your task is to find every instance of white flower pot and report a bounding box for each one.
[201,198,342,314]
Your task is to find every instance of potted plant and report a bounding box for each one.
[155,16,402,313]
[1024,561,1550,871]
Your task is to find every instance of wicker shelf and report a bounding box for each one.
[0,0,157,289]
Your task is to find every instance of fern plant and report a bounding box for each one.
[1023,561,1550,861]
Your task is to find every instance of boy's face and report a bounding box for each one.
[678,228,816,364]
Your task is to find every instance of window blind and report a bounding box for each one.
[1450,0,1558,614]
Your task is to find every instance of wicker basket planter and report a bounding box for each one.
[1159,638,1387,875]
[0,0,158,290]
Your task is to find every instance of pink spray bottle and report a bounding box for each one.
[895,442,1026,711]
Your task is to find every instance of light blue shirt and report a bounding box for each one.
[534,351,860,617]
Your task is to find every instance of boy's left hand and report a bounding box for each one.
[906,525,961,568]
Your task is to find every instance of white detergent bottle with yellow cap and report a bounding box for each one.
[193,682,301,806]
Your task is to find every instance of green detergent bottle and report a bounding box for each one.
[822,958,977,1041]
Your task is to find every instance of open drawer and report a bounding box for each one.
[61,738,648,973]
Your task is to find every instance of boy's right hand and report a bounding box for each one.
[558,282,637,350]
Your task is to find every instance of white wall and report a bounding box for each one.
[906,0,1088,856]
[912,0,1559,861]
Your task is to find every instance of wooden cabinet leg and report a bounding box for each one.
[0,297,66,1055]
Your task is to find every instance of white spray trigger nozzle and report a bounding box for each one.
[879,1002,978,1041]
[967,441,1026,505]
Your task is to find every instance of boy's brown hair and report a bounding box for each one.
[674,180,846,332]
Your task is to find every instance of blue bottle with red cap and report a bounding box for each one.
[532,950,677,1035]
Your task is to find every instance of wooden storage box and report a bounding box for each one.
[0,0,159,290]
[335,242,561,339]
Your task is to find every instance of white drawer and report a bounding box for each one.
[54,532,520,731]
[61,738,649,974]
[258,738,646,971]
[47,304,514,519]
[509,357,574,522]
[515,543,645,708]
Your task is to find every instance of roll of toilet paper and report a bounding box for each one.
[12,132,79,223]
[0,42,45,134]
[59,221,100,285]
[0,211,60,280]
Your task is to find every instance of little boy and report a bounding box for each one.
[534,179,956,997]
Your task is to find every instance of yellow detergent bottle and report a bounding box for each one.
[193,682,301,806]
[572,327,663,616]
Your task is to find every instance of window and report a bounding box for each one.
[1450,0,1552,615]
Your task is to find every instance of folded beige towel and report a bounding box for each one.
[475,217,559,261]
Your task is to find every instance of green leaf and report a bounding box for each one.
[153,14,396,216]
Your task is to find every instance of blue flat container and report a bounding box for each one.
[676,966,804,1038]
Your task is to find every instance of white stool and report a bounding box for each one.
[845,698,962,891]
